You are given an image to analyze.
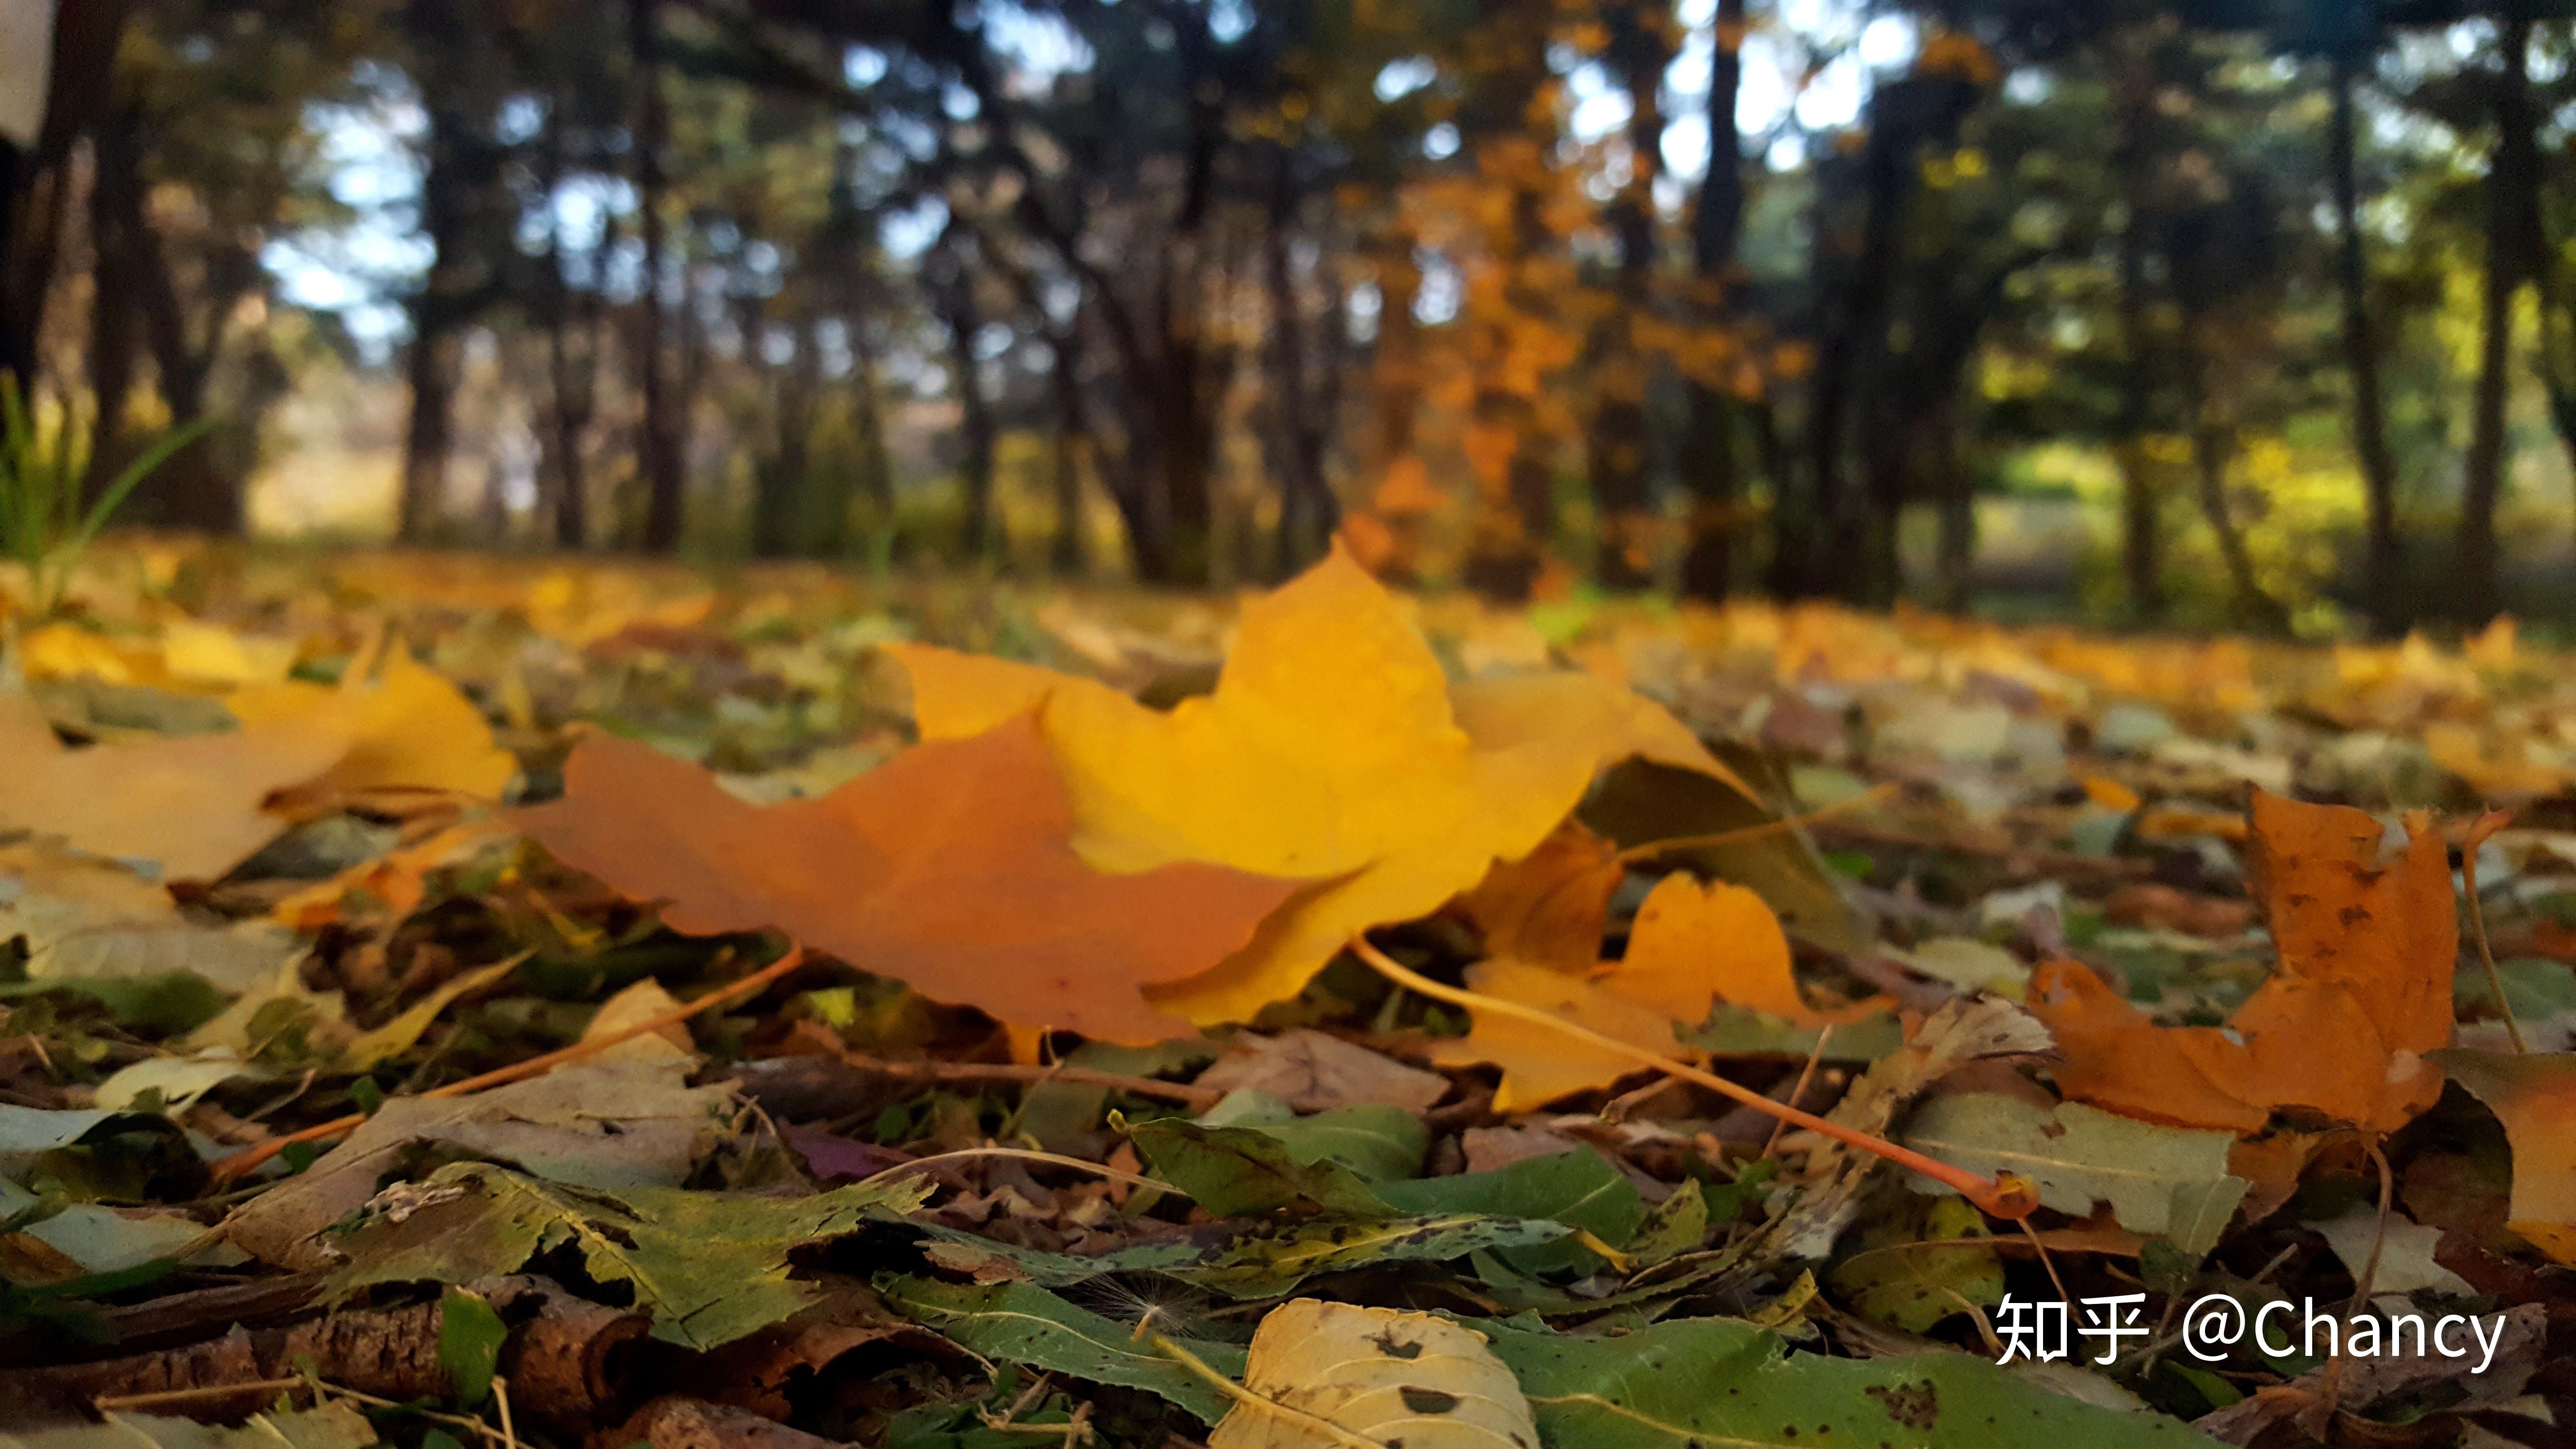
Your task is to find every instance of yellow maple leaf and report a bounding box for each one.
[1433,871,1867,1109]
[229,651,517,808]
[891,544,1748,1025]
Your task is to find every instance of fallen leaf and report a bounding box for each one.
[1771,998,2057,1259]
[2030,790,2454,1135]
[0,689,349,881]
[1902,1095,2250,1255]
[2426,1048,2576,1263]
[228,650,517,808]
[1427,956,1704,1111]
[893,544,1747,1026]
[1829,1196,2003,1333]
[2193,1303,2544,1446]
[93,1050,259,1113]
[0,1404,381,1449]
[1454,821,1624,966]
[224,1059,737,1271]
[1622,871,1875,1026]
[1478,1312,2212,1449]
[1433,876,1866,1111]
[1208,1300,1537,1449]
[1196,1092,1431,1180]
[329,1160,933,1350]
[161,620,299,687]
[2305,1206,2473,1296]
[515,717,1302,1041]
[1194,1028,1449,1112]
[0,837,303,992]
[877,1275,1245,1425]
[337,954,527,1073]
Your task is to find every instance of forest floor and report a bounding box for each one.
[1,539,2574,1449]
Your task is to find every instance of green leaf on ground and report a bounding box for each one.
[1828,1197,2004,1334]
[1196,1091,1429,1180]
[0,1404,379,1449]
[329,1161,932,1350]
[1476,1314,2220,1448]
[877,1274,1245,1425]
[1377,1147,1643,1274]
[438,1286,507,1407]
[1127,1114,1390,1217]
[1901,1094,2249,1255]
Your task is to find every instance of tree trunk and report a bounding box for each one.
[1460,0,1560,600]
[1587,0,1671,592]
[398,26,473,546]
[1356,221,1429,581]
[1679,0,1749,602]
[1803,96,1916,601]
[2185,359,2283,631]
[2458,14,2535,627]
[629,0,685,552]
[1928,399,1974,613]
[1048,317,1091,573]
[0,0,129,392]
[2329,56,2402,636]
[937,260,998,563]
[1263,153,1336,579]
[83,103,144,511]
[537,118,591,550]
[2111,33,2163,624]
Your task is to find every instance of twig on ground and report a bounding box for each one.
[1351,935,2038,1220]
[210,946,814,1183]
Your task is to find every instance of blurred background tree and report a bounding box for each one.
[15,0,2576,633]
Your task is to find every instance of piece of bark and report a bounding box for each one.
[597,1395,849,1449]
[0,1275,644,1433]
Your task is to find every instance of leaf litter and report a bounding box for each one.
[7,548,2576,1445]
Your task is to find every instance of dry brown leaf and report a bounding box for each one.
[515,716,1303,1041]
[0,690,350,882]
[2030,789,2454,1135]
[1194,1028,1449,1112]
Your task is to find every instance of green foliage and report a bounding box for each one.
[0,377,210,617]
[436,1287,507,1408]
[327,1161,932,1350]
[1475,1314,2218,1449]
[875,1275,1247,1426]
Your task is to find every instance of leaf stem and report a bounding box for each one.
[2463,809,2526,1053]
[1350,935,2037,1221]
[1147,1332,1387,1449]
[209,945,813,1183]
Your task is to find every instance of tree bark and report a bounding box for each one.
[1263,152,1336,578]
[2458,14,2535,627]
[1047,315,1091,573]
[1587,0,1671,591]
[83,102,144,510]
[934,242,998,562]
[2330,56,2402,636]
[0,0,130,393]
[629,0,685,552]
[1459,0,1561,600]
[1679,0,1748,602]
[2110,30,2163,624]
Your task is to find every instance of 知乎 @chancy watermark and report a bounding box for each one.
[1991,1293,2515,1371]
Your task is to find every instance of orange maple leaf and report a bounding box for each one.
[2029,789,2455,1135]
[515,716,1305,1042]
